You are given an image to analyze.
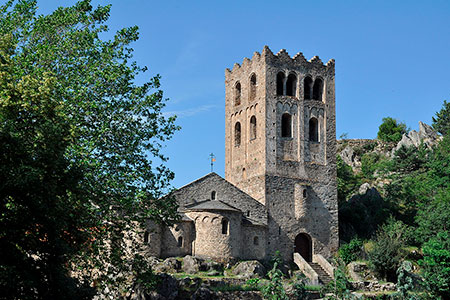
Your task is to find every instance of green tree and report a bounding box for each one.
[368,218,409,282]
[0,1,179,298]
[419,232,450,299]
[377,117,408,143]
[432,100,450,136]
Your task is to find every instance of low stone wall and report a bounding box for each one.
[293,253,319,285]
[313,254,334,278]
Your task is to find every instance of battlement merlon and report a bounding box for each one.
[225,46,335,78]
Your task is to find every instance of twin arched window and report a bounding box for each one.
[234,74,257,105]
[304,77,323,101]
[235,116,257,145]
[277,72,297,97]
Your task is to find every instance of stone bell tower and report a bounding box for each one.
[224,46,338,260]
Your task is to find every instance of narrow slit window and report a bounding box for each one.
[250,115,257,140]
[286,73,297,96]
[281,113,292,138]
[144,231,149,244]
[309,117,319,142]
[313,78,323,101]
[211,191,216,200]
[253,236,259,246]
[177,236,183,247]
[250,73,257,101]
[222,219,229,235]
[276,72,285,96]
[235,82,241,106]
[304,76,313,100]
[235,122,241,146]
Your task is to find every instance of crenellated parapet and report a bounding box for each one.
[226,46,334,78]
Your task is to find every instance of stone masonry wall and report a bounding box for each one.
[171,173,268,226]
[185,210,242,260]
[224,47,338,261]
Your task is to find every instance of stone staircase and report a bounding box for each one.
[309,262,333,285]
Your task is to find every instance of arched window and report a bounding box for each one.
[250,115,257,140]
[309,118,319,142]
[281,113,292,138]
[304,76,313,100]
[235,82,241,106]
[234,122,241,146]
[249,73,257,101]
[286,73,297,97]
[144,231,149,244]
[313,78,323,101]
[276,72,285,96]
[222,219,229,235]
[253,236,259,246]
[177,236,183,247]
[211,191,216,200]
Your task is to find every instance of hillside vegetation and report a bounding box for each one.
[336,100,450,299]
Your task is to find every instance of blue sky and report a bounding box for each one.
[37,0,450,188]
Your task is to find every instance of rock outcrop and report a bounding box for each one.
[393,121,441,153]
[231,261,266,279]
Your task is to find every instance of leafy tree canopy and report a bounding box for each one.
[0,0,179,298]
[377,117,408,143]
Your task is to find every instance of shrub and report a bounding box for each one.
[261,262,288,300]
[339,238,363,264]
[419,231,450,299]
[377,117,408,143]
[368,218,408,282]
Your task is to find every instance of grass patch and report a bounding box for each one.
[172,272,227,279]
[305,285,321,291]
[210,285,256,292]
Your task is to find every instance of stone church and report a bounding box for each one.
[144,46,338,267]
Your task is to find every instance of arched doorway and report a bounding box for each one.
[294,233,312,262]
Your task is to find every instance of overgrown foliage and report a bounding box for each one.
[339,238,363,264]
[0,1,179,298]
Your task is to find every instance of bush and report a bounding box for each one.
[339,238,363,264]
[419,231,450,299]
[261,262,288,300]
[377,117,408,143]
[368,218,408,282]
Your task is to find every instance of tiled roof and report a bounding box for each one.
[184,200,241,212]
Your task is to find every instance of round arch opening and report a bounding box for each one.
[294,233,312,262]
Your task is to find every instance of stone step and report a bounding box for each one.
[309,262,333,285]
